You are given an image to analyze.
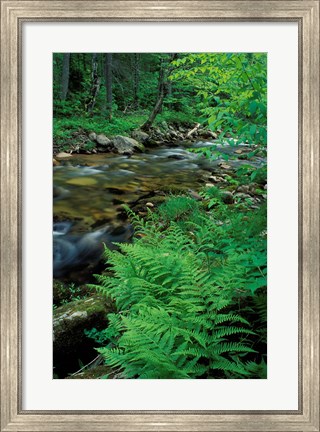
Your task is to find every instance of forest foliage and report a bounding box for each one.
[53,52,267,147]
[53,52,267,379]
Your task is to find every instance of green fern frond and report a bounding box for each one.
[90,196,266,379]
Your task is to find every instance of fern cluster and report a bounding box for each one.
[89,193,267,379]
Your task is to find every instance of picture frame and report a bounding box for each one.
[1,1,319,431]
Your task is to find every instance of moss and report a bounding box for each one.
[53,295,113,323]
[53,295,115,377]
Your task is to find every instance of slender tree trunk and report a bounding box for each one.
[61,53,70,100]
[104,53,113,120]
[82,53,86,75]
[133,53,140,109]
[86,53,101,114]
[167,80,172,110]
[167,53,177,105]
[141,59,166,131]
[141,54,177,131]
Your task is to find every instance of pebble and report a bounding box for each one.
[219,163,231,170]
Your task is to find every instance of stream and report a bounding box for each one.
[53,141,265,281]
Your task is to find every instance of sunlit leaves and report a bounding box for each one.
[170,53,267,146]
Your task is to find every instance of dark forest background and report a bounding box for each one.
[53,53,267,149]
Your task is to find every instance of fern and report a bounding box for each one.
[89,194,267,379]
[97,306,256,379]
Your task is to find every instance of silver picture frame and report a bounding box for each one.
[1,1,319,430]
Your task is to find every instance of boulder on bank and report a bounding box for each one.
[53,295,112,343]
[112,135,145,155]
[88,132,97,141]
[131,129,149,143]
[96,134,112,147]
[53,295,114,377]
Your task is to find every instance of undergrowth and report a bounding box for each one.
[87,192,267,379]
[53,111,196,149]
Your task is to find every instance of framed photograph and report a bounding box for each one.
[1,1,319,431]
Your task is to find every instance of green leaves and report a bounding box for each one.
[250,124,257,138]
[90,194,267,379]
[170,53,267,146]
[247,277,267,294]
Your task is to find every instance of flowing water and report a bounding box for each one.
[54,147,206,228]
[53,142,265,280]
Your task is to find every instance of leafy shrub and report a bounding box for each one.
[236,164,267,186]
[170,53,267,146]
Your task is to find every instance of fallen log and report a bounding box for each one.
[186,122,201,139]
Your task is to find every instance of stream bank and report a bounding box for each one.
[53,138,267,378]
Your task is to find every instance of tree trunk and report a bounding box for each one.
[104,53,113,120]
[141,54,177,132]
[167,80,172,110]
[141,59,166,131]
[61,53,70,100]
[141,92,165,132]
[133,53,140,109]
[86,53,101,114]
